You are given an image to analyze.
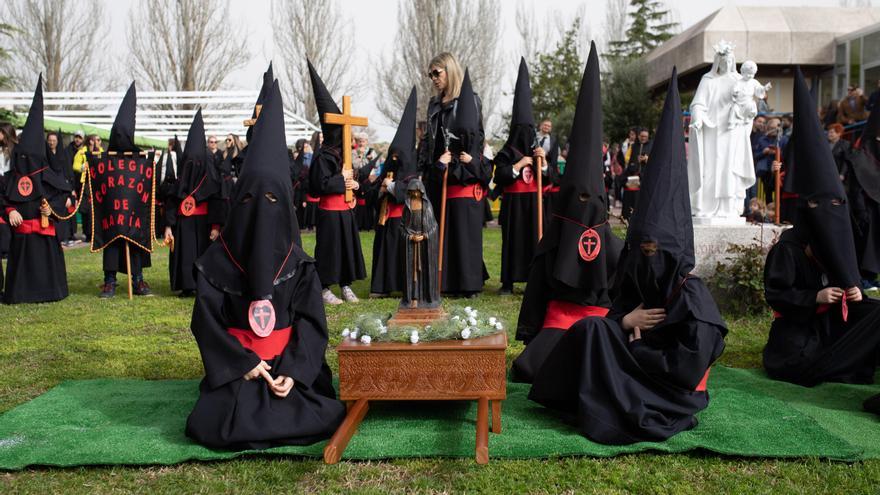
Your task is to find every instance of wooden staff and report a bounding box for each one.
[774,144,782,225]
[438,166,449,295]
[535,154,544,240]
[377,172,394,226]
[40,199,50,228]
[125,241,133,300]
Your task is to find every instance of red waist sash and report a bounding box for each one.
[447,183,485,201]
[781,192,799,200]
[387,203,404,219]
[306,194,320,203]
[504,178,539,194]
[13,218,55,236]
[319,193,354,211]
[228,326,292,360]
[178,201,208,216]
[542,300,610,330]
[544,185,560,194]
[356,198,367,206]
[624,186,640,192]
[772,303,831,319]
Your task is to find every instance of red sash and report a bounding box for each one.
[544,185,560,194]
[13,218,55,236]
[356,198,367,206]
[228,326,292,360]
[447,183,485,201]
[319,193,354,211]
[504,179,539,194]
[387,203,404,219]
[178,201,208,216]
[772,303,831,319]
[306,194,320,203]
[542,300,610,330]
[624,186,640,192]
[695,369,710,392]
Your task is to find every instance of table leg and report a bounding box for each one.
[491,400,502,434]
[323,398,369,464]
[476,397,489,464]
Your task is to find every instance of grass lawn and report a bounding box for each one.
[1,227,879,493]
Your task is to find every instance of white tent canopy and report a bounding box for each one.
[0,90,319,145]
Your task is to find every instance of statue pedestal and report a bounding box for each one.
[692,223,789,277]
[692,216,747,227]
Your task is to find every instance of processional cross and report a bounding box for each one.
[324,96,368,203]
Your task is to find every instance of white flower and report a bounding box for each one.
[461,328,472,339]
[360,335,372,344]
[488,317,497,325]
[451,315,460,321]
[464,306,472,313]
[350,330,359,340]
[380,327,388,334]
[341,328,350,338]
[468,317,477,326]
[410,330,420,344]
[494,322,503,330]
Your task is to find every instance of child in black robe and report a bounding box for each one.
[3,76,69,304]
[511,45,623,383]
[186,80,344,449]
[306,60,366,305]
[529,67,728,445]
[763,68,880,388]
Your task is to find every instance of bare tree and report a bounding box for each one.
[375,0,504,134]
[271,0,358,124]
[127,0,249,91]
[1,0,111,91]
[515,0,554,66]
[602,0,629,52]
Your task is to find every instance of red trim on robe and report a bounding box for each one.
[543,185,560,194]
[228,326,292,360]
[447,183,485,201]
[13,218,56,236]
[542,300,610,330]
[773,303,831,319]
[504,178,539,194]
[306,194,321,203]
[695,369,710,392]
[356,198,367,206]
[319,193,354,211]
[387,203,404,219]
[178,201,208,216]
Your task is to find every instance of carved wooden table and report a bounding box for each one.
[324,333,508,465]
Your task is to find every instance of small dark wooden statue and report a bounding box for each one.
[401,178,439,309]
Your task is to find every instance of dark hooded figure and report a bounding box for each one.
[164,109,223,296]
[306,60,366,305]
[155,135,181,237]
[186,80,345,450]
[401,177,439,308]
[3,75,69,304]
[511,43,624,383]
[763,67,880,388]
[528,67,728,445]
[98,82,153,297]
[238,61,274,169]
[370,87,418,297]
[493,57,543,294]
[47,130,76,245]
[848,108,880,289]
[421,65,491,296]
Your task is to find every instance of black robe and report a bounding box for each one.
[848,150,880,279]
[511,230,623,383]
[355,161,378,231]
[186,255,345,449]
[370,173,404,295]
[763,229,880,386]
[401,187,440,308]
[494,150,541,285]
[308,148,366,287]
[3,192,69,304]
[165,194,214,292]
[528,275,727,445]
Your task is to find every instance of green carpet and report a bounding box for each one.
[0,366,877,469]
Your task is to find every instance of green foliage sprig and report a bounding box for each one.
[341,306,504,344]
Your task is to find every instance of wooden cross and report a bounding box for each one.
[243,104,263,127]
[324,96,368,203]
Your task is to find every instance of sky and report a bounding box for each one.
[101,0,851,141]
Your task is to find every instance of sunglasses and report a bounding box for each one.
[208,140,217,144]
[226,138,233,142]
[426,68,444,79]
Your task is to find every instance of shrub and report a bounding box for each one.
[708,237,775,315]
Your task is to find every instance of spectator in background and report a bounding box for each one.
[207,135,220,159]
[867,79,879,113]
[751,114,767,150]
[821,100,839,127]
[838,85,869,125]
[0,123,18,257]
[621,128,651,220]
[223,134,244,177]
[755,117,788,205]
[827,123,852,185]
[781,113,793,138]
[72,134,103,243]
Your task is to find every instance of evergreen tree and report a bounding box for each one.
[607,0,677,60]
[602,58,661,144]
[530,19,583,147]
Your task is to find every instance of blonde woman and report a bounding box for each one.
[418,52,491,297]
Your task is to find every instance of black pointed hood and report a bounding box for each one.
[501,57,536,158]
[109,82,139,153]
[536,41,614,293]
[173,109,219,201]
[618,67,695,307]
[851,99,880,204]
[449,68,482,157]
[197,80,305,300]
[791,66,860,288]
[387,86,419,181]
[6,74,49,202]
[858,98,880,160]
[246,62,274,142]
[308,59,342,148]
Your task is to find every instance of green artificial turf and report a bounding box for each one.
[0,366,877,470]
[1,228,879,493]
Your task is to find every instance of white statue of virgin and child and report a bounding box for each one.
[688,40,770,224]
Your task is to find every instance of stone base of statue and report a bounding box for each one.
[387,306,447,327]
[692,215,747,227]
[692,222,790,277]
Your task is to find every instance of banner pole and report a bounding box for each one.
[125,241,133,300]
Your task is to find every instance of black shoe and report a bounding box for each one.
[178,289,195,297]
[134,280,153,296]
[498,285,513,295]
[99,282,116,298]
